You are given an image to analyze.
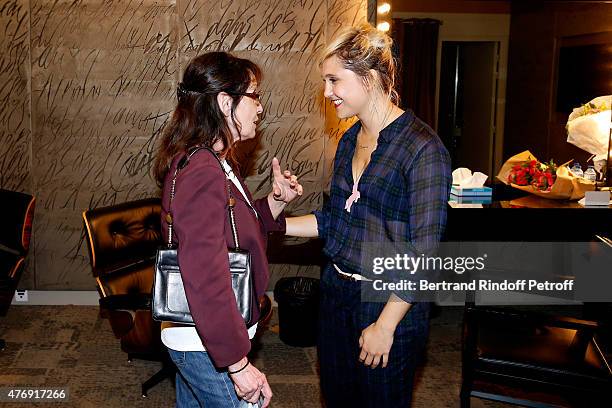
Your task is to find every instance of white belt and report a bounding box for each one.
[333,264,373,282]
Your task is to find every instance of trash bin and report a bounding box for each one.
[273,277,320,347]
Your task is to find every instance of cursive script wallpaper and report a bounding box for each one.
[0,0,366,290]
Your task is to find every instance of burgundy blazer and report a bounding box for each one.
[161,149,285,367]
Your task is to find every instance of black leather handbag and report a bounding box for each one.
[152,147,254,326]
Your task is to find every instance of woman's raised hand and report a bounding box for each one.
[271,157,303,204]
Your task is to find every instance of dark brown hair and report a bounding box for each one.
[153,52,262,186]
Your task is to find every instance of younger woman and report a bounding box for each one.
[286,24,451,407]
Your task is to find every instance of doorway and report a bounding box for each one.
[438,41,500,179]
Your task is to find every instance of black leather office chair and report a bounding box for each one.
[0,189,35,351]
[83,197,274,396]
[82,198,173,397]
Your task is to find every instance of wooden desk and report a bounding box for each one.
[445,186,611,241]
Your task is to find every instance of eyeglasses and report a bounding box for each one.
[229,92,262,103]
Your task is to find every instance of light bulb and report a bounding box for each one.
[378,3,391,15]
[377,21,390,32]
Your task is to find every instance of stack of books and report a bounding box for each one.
[449,185,493,204]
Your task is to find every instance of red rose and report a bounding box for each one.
[507,158,558,192]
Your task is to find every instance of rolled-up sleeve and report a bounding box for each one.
[408,140,451,255]
[173,160,250,368]
[312,194,331,239]
[393,139,452,303]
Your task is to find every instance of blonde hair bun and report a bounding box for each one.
[361,24,392,50]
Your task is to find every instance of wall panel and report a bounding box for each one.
[0,0,366,290]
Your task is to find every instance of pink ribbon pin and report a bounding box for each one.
[344,182,360,213]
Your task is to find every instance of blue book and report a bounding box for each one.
[450,185,493,196]
[449,194,492,204]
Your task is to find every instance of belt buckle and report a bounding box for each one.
[337,272,357,282]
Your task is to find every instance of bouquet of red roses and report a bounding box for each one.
[507,159,557,191]
[497,151,594,200]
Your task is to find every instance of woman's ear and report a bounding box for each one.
[217,92,232,117]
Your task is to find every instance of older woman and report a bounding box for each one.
[154,52,302,408]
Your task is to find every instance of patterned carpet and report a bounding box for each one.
[0,305,503,408]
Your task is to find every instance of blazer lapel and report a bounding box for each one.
[229,174,259,220]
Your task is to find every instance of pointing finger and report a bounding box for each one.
[272,157,283,178]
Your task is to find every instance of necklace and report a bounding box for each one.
[357,129,377,149]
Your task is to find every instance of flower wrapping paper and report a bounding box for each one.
[496,150,595,200]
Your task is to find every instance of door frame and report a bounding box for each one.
[440,40,500,178]
[393,12,510,176]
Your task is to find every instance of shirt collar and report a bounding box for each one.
[379,110,414,143]
[344,110,415,145]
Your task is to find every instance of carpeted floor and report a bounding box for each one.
[0,305,503,408]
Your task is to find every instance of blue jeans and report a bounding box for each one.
[168,349,254,408]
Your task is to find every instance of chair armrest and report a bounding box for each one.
[0,244,21,257]
[549,315,599,330]
[99,293,151,311]
[468,306,599,331]
[267,238,325,266]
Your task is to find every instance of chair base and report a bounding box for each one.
[141,360,175,397]
[470,391,559,408]
[462,380,606,408]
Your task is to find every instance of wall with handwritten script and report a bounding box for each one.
[0,0,365,290]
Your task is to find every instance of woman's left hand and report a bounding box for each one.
[358,322,395,369]
[271,157,303,204]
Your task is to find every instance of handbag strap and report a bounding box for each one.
[166,146,241,250]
